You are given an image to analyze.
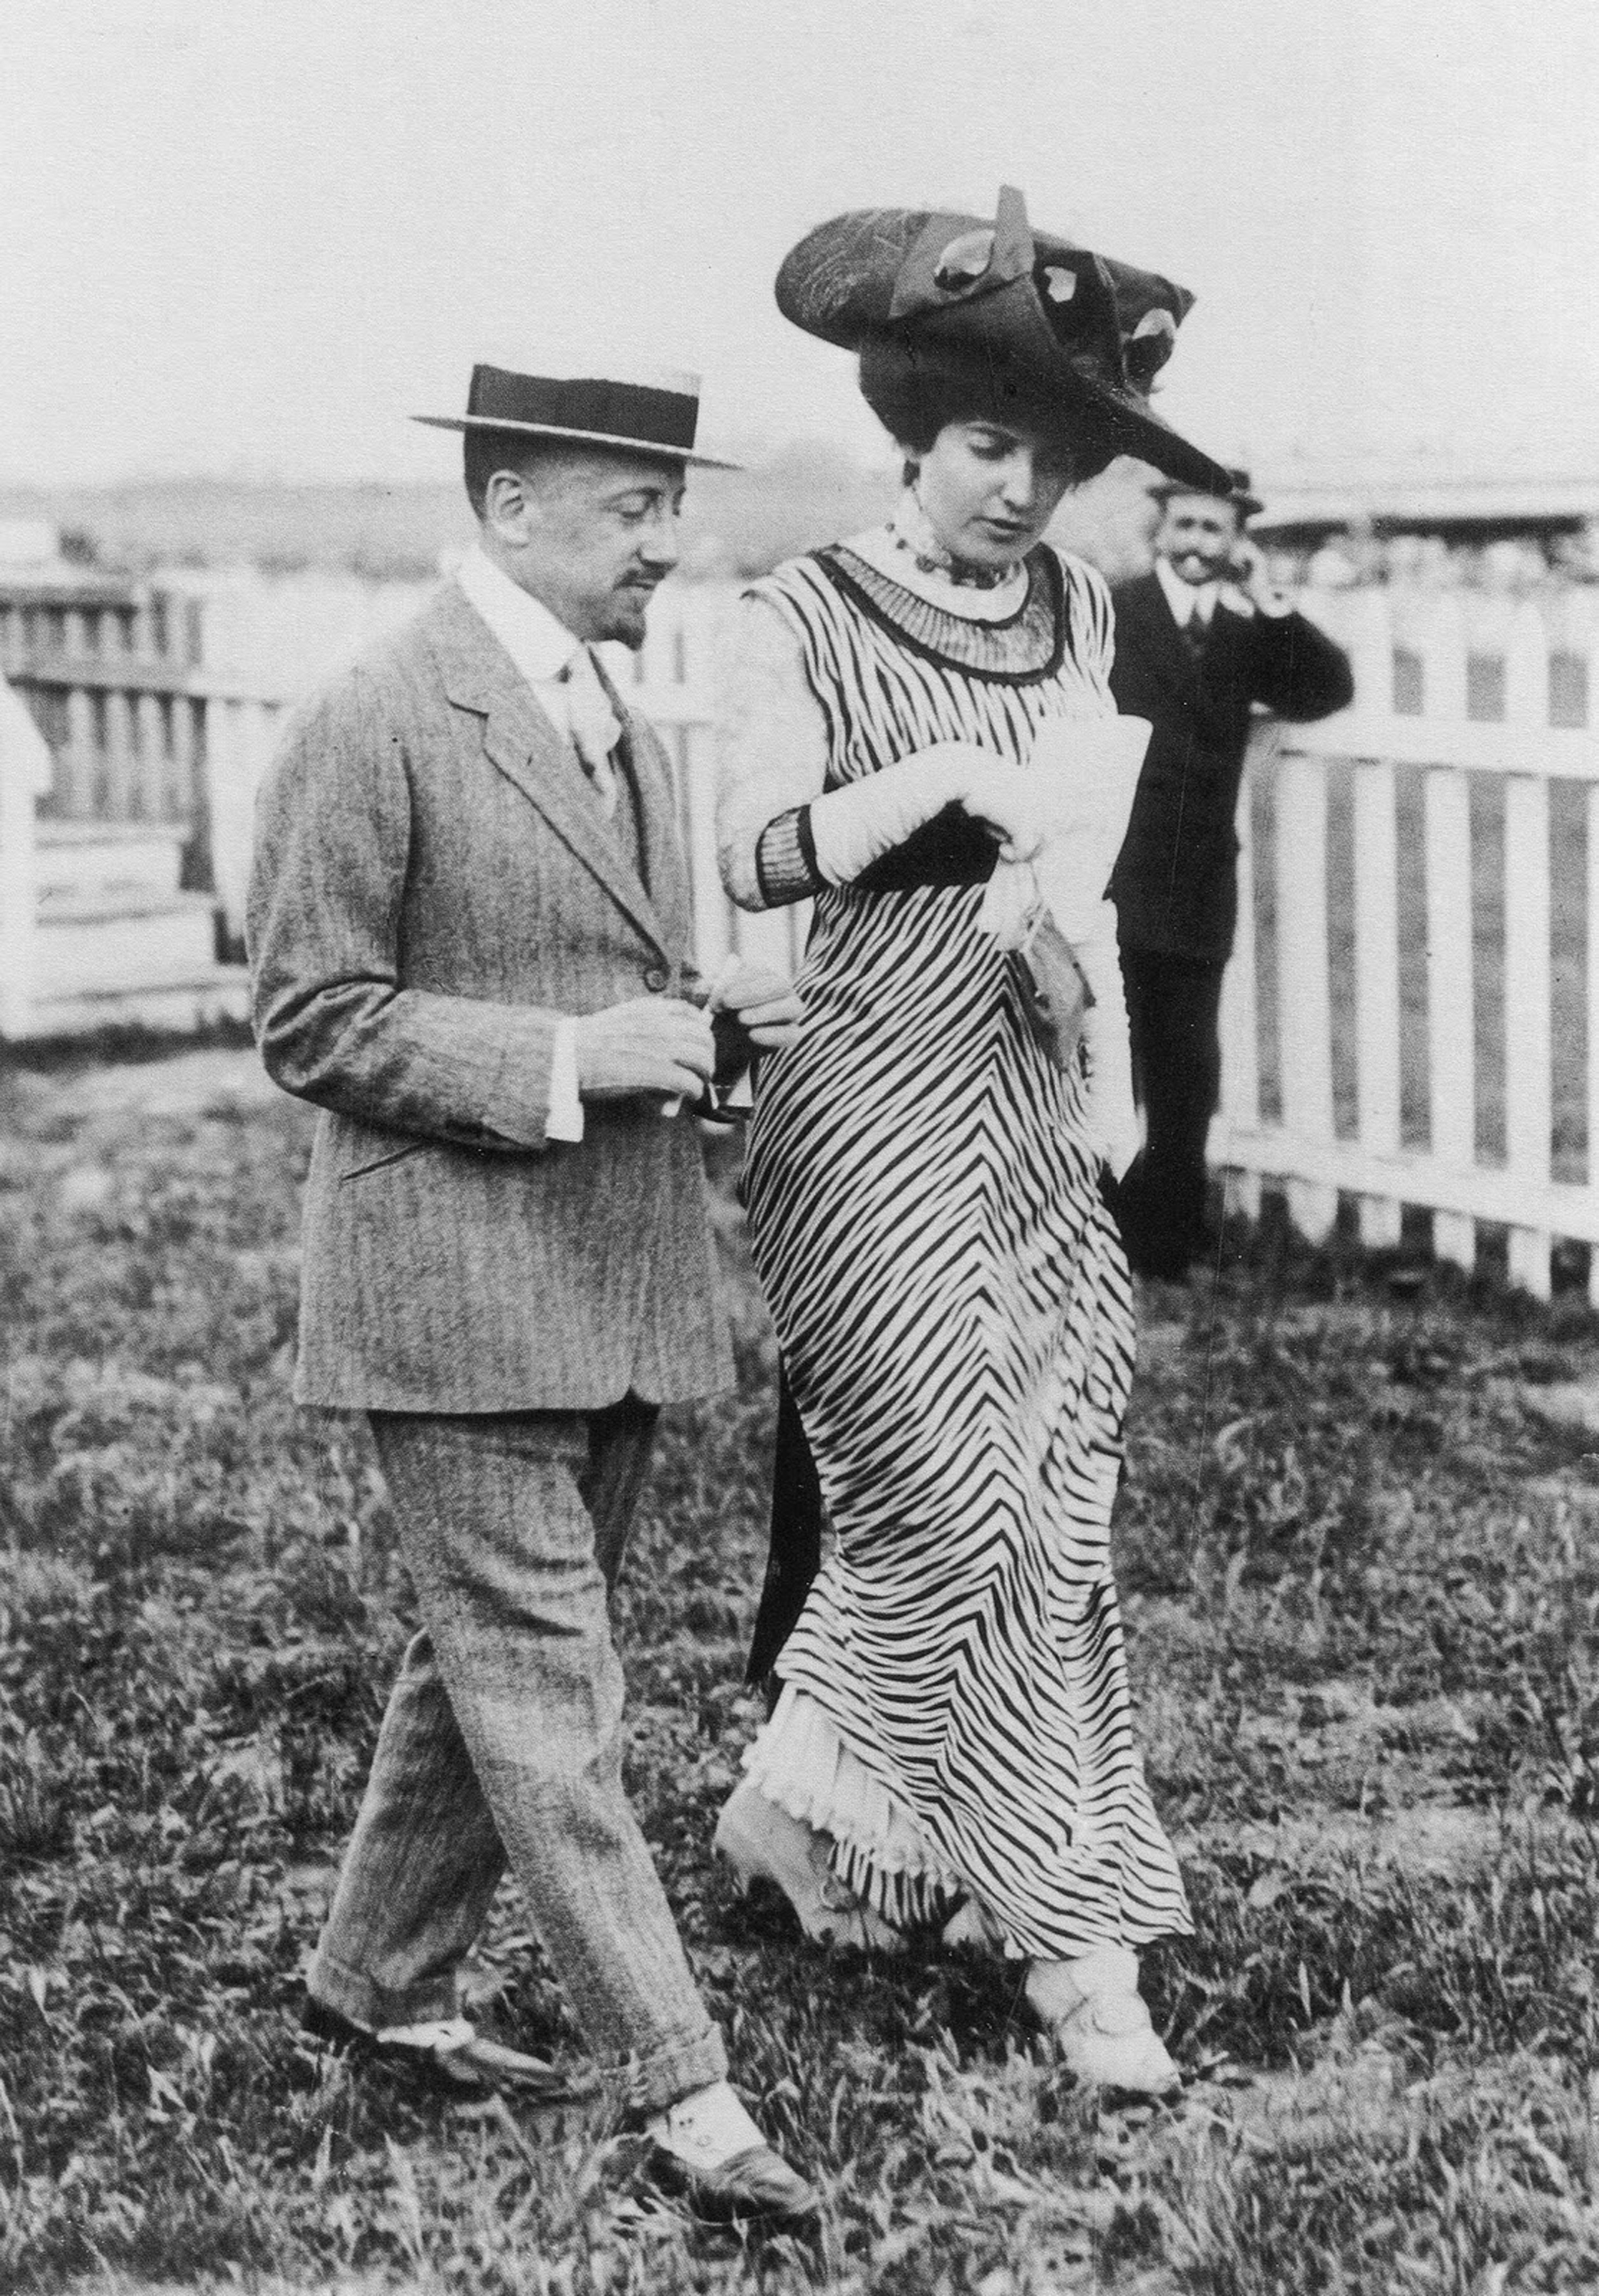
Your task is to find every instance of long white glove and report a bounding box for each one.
[808,742,1040,885]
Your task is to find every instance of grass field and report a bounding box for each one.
[4,1045,1599,2294]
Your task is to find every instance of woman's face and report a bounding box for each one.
[908,418,1078,569]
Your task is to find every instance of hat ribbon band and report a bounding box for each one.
[467,365,700,449]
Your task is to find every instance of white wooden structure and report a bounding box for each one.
[0,584,273,1034]
[4,573,1599,1298]
[1217,584,1599,1300]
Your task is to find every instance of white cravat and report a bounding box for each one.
[1155,554,1217,629]
[455,545,622,814]
[561,643,621,819]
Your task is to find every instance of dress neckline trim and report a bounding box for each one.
[809,542,1069,686]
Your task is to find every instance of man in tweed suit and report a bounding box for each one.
[247,361,813,2224]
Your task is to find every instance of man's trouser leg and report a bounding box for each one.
[307,1398,726,2114]
[1119,949,1226,1274]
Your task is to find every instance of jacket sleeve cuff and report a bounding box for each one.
[476,1006,560,1150]
[754,806,823,907]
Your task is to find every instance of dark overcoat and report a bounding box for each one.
[247,581,730,1412]
[1107,572,1354,962]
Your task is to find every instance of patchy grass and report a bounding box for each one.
[2,1048,1598,2293]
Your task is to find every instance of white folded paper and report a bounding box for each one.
[977,714,1152,948]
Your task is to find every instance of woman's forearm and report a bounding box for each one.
[716,597,832,910]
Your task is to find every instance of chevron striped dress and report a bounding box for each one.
[734,540,1192,1963]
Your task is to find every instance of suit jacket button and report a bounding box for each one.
[645,965,669,992]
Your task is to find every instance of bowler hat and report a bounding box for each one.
[776,187,1230,495]
[1148,466,1264,518]
[413,362,739,468]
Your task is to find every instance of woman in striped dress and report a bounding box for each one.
[713,192,1233,2095]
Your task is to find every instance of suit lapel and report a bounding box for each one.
[429,584,673,963]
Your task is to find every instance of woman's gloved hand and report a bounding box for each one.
[808,743,1041,885]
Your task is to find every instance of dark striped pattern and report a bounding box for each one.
[741,546,1192,1960]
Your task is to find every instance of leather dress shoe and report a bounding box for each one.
[648,2139,820,2227]
[301,1994,595,2102]
[646,2077,818,2227]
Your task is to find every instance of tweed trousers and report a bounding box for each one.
[307,1399,726,2113]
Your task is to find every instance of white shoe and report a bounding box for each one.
[1026,1948,1181,2097]
[714,1775,904,1951]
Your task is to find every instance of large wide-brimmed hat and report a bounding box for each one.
[1149,465,1264,518]
[776,186,1230,494]
[413,362,739,468]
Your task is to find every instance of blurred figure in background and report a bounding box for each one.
[1108,470,1354,1278]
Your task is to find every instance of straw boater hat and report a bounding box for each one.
[775,185,1230,495]
[413,362,740,469]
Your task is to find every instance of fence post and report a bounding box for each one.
[1347,590,1403,1245]
[0,683,53,1037]
[1274,747,1338,1241]
[1416,596,1476,1271]
[1588,777,1599,1308]
[200,696,283,958]
[1502,599,1554,1296]
[1353,752,1403,1243]
[1217,729,1264,1222]
[681,714,735,980]
[1502,771,1552,1295]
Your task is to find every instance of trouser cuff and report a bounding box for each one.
[617,2021,728,2118]
[308,1947,461,2034]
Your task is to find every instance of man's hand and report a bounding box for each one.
[572,997,716,1101]
[708,959,805,1055]
[1219,538,1292,619]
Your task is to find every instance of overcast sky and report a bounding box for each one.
[4,0,1596,487]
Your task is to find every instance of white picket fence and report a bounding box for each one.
[6,572,1599,1297]
[1218,584,1599,1300]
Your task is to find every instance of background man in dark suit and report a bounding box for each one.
[248,362,814,2224]
[1108,470,1353,1277]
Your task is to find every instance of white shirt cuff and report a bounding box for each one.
[546,1018,585,1141]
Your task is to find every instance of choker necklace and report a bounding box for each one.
[886,491,1023,591]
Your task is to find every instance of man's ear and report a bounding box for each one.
[483,466,534,544]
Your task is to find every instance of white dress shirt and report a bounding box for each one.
[1155,553,1218,630]
[456,542,592,741]
[454,544,613,1141]
[1154,552,1291,628]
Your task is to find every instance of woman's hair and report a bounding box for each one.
[858,331,1119,483]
